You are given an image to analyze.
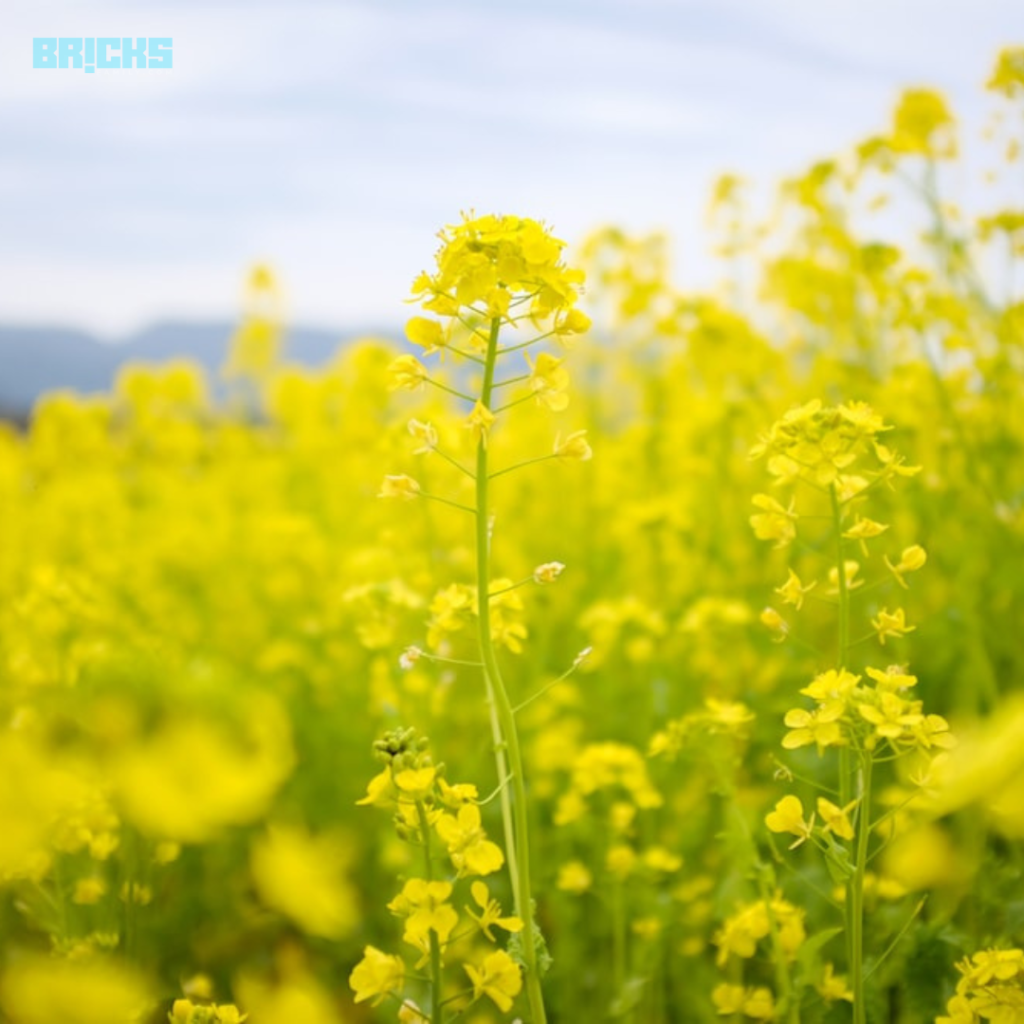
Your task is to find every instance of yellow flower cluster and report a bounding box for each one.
[713,896,806,967]
[350,728,523,1016]
[169,998,247,1024]
[750,399,917,502]
[937,949,1024,1023]
[555,742,662,826]
[781,665,954,756]
[410,213,590,328]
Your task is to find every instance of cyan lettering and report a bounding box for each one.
[147,37,172,69]
[33,38,57,68]
[121,36,146,69]
[97,38,120,69]
[58,37,83,69]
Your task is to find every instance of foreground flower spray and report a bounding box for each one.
[751,401,955,1022]
[351,728,524,1021]
[379,214,592,1021]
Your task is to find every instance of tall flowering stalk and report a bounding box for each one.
[381,214,592,1022]
[350,728,524,1021]
[750,400,955,1023]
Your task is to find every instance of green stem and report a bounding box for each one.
[850,755,873,1024]
[489,454,557,480]
[421,492,476,515]
[828,484,850,671]
[829,482,856,979]
[612,878,628,1016]
[416,800,445,1024]
[475,316,548,1024]
[487,698,520,899]
[432,447,476,480]
[426,377,475,402]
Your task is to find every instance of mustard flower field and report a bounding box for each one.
[2,48,1024,1024]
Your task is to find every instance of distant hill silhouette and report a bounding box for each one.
[0,321,396,422]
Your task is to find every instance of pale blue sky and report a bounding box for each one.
[1,0,1021,335]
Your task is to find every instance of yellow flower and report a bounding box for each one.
[356,769,395,807]
[891,88,956,159]
[865,665,917,691]
[169,999,197,1023]
[988,47,1024,98]
[435,803,504,876]
[405,316,447,355]
[237,969,343,1024]
[774,568,816,609]
[556,860,593,894]
[170,1000,248,1024]
[760,606,789,641]
[844,516,889,555]
[388,354,429,391]
[410,213,585,323]
[408,419,437,454]
[393,766,437,800]
[112,706,292,844]
[843,516,889,540]
[606,843,637,879]
[379,474,421,501]
[426,583,475,649]
[711,983,747,1014]
[871,607,915,645]
[827,560,863,594]
[817,797,857,841]
[712,978,774,1019]
[782,702,845,754]
[703,698,756,731]
[72,876,107,905]
[533,561,565,584]
[398,1000,423,1023]
[464,950,523,1013]
[817,963,853,1003]
[388,878,459,954]
[857,691,923,744]
[349,946,405,1007]
[527,352,571,410]
[632,916,662,942]
[465,401,496,446]
[642,846,683,873]
[0,956,151,1024]
[884,545,927,588]
[609,801,636,834]
[251,824,357,939]
[750,493,797,548]
[554,307,592,336]
[742,987,776,1020]
[912,714,955,751]
[800,668,860,701]
[466,880,523,940]
[713,896,806,967]
[554,429,592,461]
[873,442,921,479]
[962,948,1024,985]
[752,400,896,487]
[437,778,479,807]
[765,795,814,848]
